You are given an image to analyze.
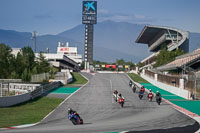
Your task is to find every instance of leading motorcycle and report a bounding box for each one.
[68,112,83,125]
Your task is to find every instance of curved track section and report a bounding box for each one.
[0,73,198,133]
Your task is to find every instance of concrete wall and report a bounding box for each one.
[0,82,62,107]
[0,93,31,107]
[49,70,73,85]
[141,73,190,99]
[66,70,73,84]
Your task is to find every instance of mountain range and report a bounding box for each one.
[0,20,200,63]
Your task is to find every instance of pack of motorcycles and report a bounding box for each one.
[68,80,162,125]
[129,80,162,105]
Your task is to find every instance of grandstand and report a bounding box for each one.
[156,48,200,72]
[136,25,189,69]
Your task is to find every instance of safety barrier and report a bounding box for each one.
[0,82,62,107]
[0,93,31,107]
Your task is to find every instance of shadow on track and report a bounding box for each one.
[127,121,199,133]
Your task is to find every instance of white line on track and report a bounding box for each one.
[97,76,113,103]
[0,73,90,130]
[42,73,89,121]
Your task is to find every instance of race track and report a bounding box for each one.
[1,73,199,133]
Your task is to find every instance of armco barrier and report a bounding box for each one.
[0,82,62,107]
[0,93,31,107]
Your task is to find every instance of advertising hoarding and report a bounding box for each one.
[57,47,77,54]
[82,1,97,15]
[106,65,116,69]
[82,1,97,24]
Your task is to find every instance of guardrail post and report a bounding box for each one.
[0,83,2,97]
[155,74,158,81]
[142,69,145,75]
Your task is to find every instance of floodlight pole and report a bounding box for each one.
[32,31,37,53]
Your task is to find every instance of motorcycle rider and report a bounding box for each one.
[68,108,82,124]
[118,93,124,100]
[156,91,162,104]
[141,86,145,93]
[138,89,143,99]
[68,108,76,115]
[132,84,136,93]
[156,91,161,99]
[113,89,119,102]
[147,89,153,101]
[68,108,80,118]
[129,80,132,87]
[118,93,125,107]
[113,89,118,95]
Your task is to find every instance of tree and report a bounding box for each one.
[22,68,31,81]
[21,46,35,71]
[36,52,50,73]
[116,59,125,65]
[154,47,184,67]
[0,43,13,78]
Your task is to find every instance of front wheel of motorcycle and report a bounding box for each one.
[71,118,77,125]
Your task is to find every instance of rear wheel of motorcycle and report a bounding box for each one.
[71,118,77,125]
[80,118,83,124]
[121,102,124,108]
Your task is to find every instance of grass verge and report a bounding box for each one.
[127,73,149,83]
[0,97,64,128]
[68,72,87,85]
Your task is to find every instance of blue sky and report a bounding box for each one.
[0,0,200,35]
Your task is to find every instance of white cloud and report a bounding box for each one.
[98,9,109,14]
[98,9,155,24]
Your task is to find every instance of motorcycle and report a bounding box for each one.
[118,97,125,108]
[129,80,132,87]
[68,112,83,125]
[156,97,162,105]
[148,93,153,101]
[138,91,143,100]
[132,86,136,93]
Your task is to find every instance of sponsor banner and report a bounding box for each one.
[57,47,77,54]
[118,65,123,68]
[101,65,105,68]
[106,65,116,69]
[125,65,129,68]
[95,64,100,68]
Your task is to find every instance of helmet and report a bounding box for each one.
[149,89,152,92]
[141,86,144,88]
[119,93,122,97]
[68,108,72,111]
[157,91,159,93]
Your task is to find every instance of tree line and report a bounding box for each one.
[0,43,56,81]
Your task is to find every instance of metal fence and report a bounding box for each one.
[185,72,200,99]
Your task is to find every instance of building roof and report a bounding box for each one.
[156,48,200,71]
[136,25,188,44]
[136,25,189,52]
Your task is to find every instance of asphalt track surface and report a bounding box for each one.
[0,73,199,133]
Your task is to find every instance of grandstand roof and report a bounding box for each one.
[136,26,164,44]
[136,25,189,52]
